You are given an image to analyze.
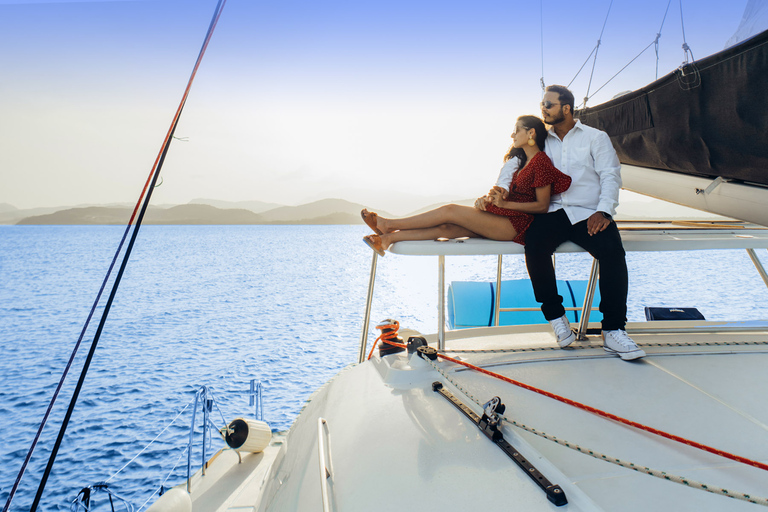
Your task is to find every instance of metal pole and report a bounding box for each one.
[577,259,599,340]
[187,388,201,493]
[746,249,768,289]
[358,252,379,363]
[202,388,208,477]
[317,418,332,512]
[438,255,446,350]
[494,255,503,326]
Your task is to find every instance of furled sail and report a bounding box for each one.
[577,28,768,226]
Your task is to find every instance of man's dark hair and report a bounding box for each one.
[545,85,575,114]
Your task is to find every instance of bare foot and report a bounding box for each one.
[379,233,394,250]
[376,215,393,234]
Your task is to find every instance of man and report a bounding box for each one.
[525,84,645,361]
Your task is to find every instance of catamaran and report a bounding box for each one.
[6,1,768,511]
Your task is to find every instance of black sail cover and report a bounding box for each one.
[577,29,768,187]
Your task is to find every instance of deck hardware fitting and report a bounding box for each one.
[432,382,568,506]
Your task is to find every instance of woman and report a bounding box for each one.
[361,115,571,256]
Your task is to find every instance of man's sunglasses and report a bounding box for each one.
[540,101,561,109]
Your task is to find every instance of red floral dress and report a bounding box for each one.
[486,151,571,245]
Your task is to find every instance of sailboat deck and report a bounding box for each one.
[244,324,768,512]
[428,325,768,511]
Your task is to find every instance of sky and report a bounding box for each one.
[0,0,753,212]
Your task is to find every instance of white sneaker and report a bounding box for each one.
[549,314,576,348]
[602,330,646,360]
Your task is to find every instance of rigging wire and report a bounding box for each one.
[2,213,135,512]
[0,2,228,511]
[679,0,695,63]
[104,397,196,484]
[583,0,614,108]
[655,0,673,80]
[567,45,598,89]
[578,1,678,108]
[539,0,545,94]
[583,40,655,102]
[136,445,191,512]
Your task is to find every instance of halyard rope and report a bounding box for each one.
[4,2,230,511]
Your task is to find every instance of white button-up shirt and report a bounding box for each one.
[544,119,621,224]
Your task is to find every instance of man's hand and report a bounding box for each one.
[587,212,611,236]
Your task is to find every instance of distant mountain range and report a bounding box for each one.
[3,199,407,226]
[1,194,724,226]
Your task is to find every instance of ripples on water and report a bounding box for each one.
[1,224,767,510]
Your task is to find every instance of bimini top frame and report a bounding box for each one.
[358,221,768,362]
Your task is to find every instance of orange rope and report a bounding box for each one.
[435,351,768,473]
[367,321,406,360]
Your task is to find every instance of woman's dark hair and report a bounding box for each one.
[503,115,547,168]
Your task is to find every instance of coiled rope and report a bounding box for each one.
[3,2,228,511]
[367,320,402,360]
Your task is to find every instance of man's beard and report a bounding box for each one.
[545,111,566,125]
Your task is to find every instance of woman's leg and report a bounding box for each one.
[377,204,517,248]
[380,224,475,248]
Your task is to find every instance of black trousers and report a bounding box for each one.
[524,209,628,331]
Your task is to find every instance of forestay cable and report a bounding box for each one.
[1,2,228,511]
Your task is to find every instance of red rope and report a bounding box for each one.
[435,352,768,473]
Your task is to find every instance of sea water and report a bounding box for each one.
[1,224,767,511]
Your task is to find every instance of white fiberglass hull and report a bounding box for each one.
[173,323,768,512]
[621,164,768,227]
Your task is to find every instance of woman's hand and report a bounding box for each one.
[491,186,509,201]
[474,195,490,211]
[488,186,508,208]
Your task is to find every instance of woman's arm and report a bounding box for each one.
[490,184,551,214]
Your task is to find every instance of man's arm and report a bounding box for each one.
[592,131,621,216]
[494,156,520,197]
[587,130,622,235]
